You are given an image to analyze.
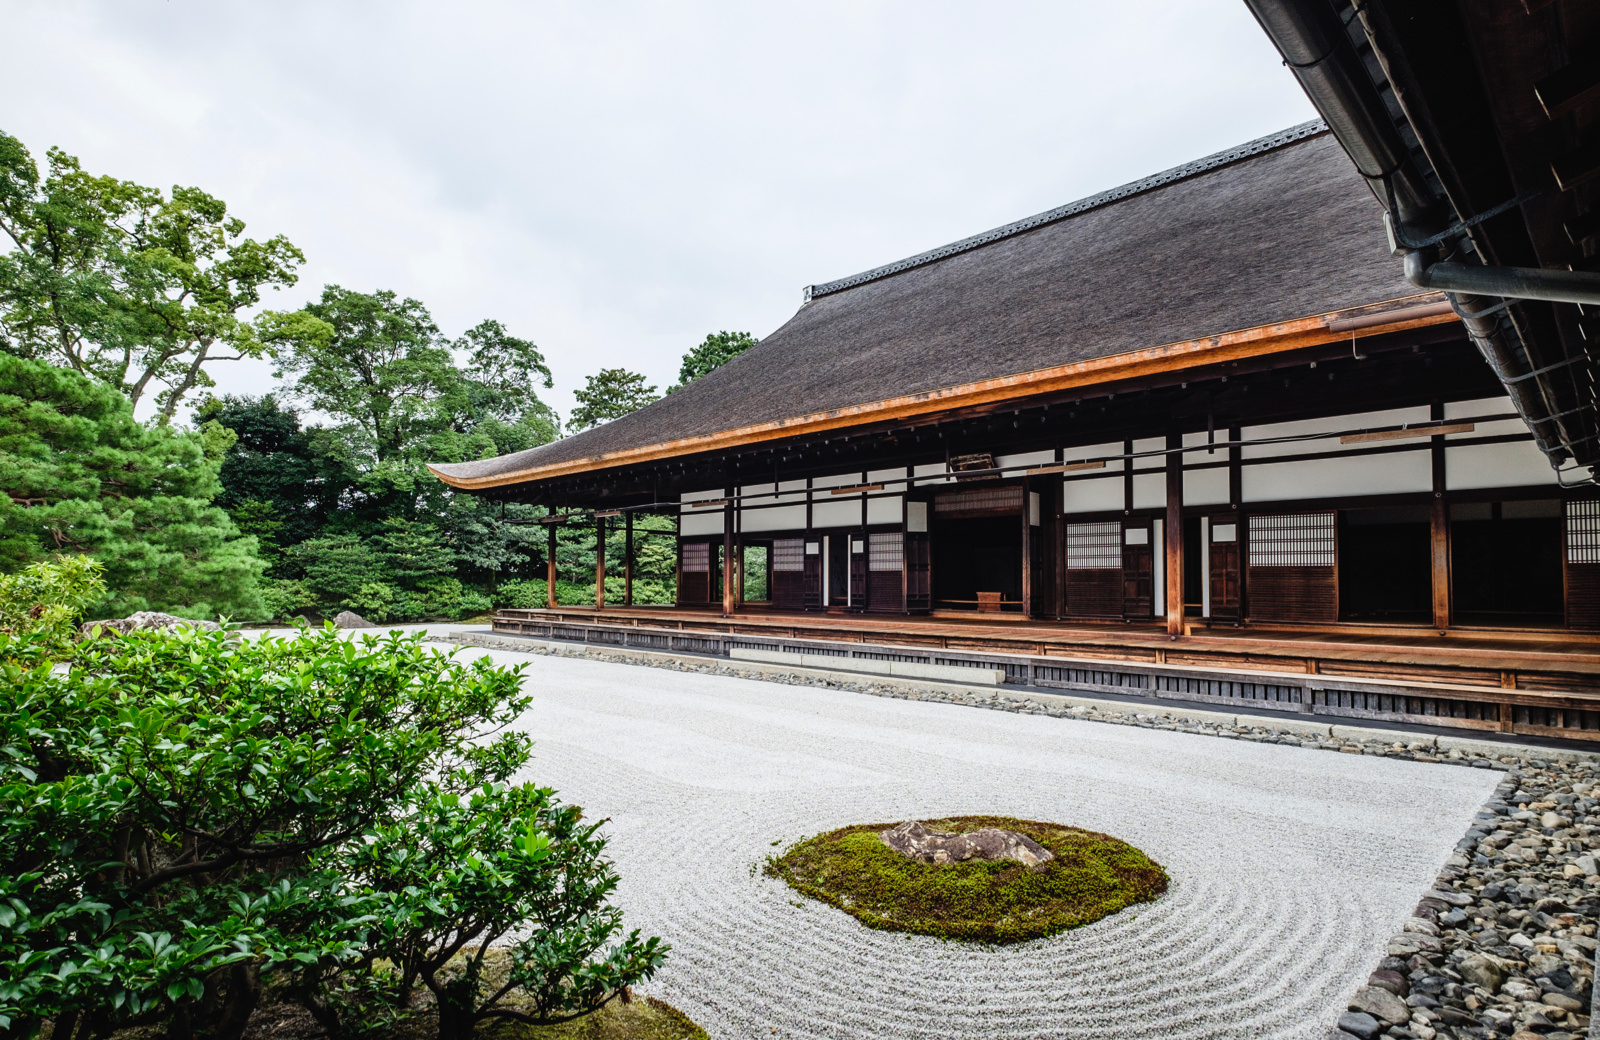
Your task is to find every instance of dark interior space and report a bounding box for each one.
[827,534,849,606]
[1339,506,1432,623]
[1450,500,1563,627]
[932,515,1022,609]
[1183,516,1204,615]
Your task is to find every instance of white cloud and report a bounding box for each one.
[0,0,1314,424]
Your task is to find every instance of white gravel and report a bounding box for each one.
[465,647,1502,1040]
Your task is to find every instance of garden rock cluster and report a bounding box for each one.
[880,820,1054,867]
[79,611,221,636]
[435,632,1600,1039]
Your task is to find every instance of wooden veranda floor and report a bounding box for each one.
[497,604,1600,692]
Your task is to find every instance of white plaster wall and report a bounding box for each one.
[1183,466,1230,507]
[740,505,809,532]
[1242,406,1429,458]
[1133,472,1166,510]
[866,495,904,525]
[1242,451,1432,502]
[1064,476,1123,514]
[1446,441,1557,490]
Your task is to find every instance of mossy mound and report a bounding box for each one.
[764,815,1168,944]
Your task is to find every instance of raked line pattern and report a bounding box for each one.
[467,649,1501,1040]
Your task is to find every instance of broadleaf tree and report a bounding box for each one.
[568,368,658,430]
[671,330,757,391]
[0,130,311,420]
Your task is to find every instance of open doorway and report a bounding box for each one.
[1339,506,1431,623]
[932,515,1022,611]
[741,543,769,604]
[1451,500,1562,627]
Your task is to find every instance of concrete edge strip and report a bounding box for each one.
[432,631,1600,764]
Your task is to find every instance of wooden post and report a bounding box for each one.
[1430,401,1450,632]
[1166,431,1184,638]
[595,515,606,609]
[1020,479,1032,618]
[722,501,736,617]
[546,521,558,609]
[1430,498,1450,631]
[624,512,634,607]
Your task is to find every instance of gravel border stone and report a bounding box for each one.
[432,631,1600,1040]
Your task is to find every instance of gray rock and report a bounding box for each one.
[81,611,221,636]
[1368,969,1408,997]
[332,610,376,629]
[1336,1010,1382,1039]
[879,820,1053,867]
[1348,985,1410,1025]
[1458,953,1510,992]
[1425,889,1474,907]
[1541,991,1583,1012]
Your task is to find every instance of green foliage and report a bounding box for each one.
[764,816,1169,944]
[193,394,346,563]
[304,783,665,1040]
[671,330,757,391]
[569,368,658,431]
[0,554,105,645]
[0,354,264,619]
[0,130,310,419]
[0,627,662,1040]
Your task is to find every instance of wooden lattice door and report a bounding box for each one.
[1122,522,1153,617]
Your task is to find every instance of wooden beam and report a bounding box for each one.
[547,522,558,609]
[624,512,634,607]
[1165,430,1184,638]
[595,515,606,609]
[722,501,735,618]
[430,294,1456,490]
[1021,479,1032,619]
[1431,401,1449,632]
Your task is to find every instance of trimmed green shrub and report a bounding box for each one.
[0,627,662,1040]
[0,554,105,646]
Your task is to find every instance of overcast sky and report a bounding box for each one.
[1,1,1313,426]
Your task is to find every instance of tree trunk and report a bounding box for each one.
[434,980,476,1040]
[211,962,260,1040]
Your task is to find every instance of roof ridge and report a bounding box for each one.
[803,119,1330,302]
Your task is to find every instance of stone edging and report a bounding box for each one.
[430,632,1600,1040]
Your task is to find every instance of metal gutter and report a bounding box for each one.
[1243,0,1597,476]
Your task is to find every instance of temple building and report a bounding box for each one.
[431,4,1600,739]
[432,124,1567,633]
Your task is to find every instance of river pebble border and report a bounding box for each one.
[432,632,1600,1040]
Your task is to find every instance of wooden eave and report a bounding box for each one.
[429,293,1455,491]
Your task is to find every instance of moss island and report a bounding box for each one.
[764,815,1168,944]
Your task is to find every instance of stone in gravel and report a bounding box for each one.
[1368,969,1408,996]
[1501,978,1542,1001]
[1575,855,1598,876]
[1543,991,1584,1012]
[1403,916,1440,936]
[1458,952,1510,991]
[1348,985,1409,1025]
[1336,1010,1382,1039]
[1426,889,1474,907]
[879,820,1054,866]
[1386,933,1442,957]
[80,611,221,636]
[333,610,376,629]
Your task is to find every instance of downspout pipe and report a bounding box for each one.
[1403,251,1600,306]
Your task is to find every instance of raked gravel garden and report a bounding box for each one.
[430,636,1586,1040]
